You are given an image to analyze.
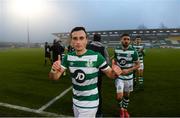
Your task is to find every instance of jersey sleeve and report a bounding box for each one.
[61,54,68,70]
[97,53,110,71]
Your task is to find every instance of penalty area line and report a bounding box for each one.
[0,102,64,116]
[37,86,72,112]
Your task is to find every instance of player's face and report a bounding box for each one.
[121,36,131,48]
[71,30,88,52]
[136,38,141,44]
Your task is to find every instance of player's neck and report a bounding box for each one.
[122,45,129,51]
[76,48,87,56]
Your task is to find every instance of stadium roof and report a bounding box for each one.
[52,28,180,38]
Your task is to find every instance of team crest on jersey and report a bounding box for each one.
[127,53,131,58]
[73,69,86,83]
[86,59,94,67]
[69,62,74,66]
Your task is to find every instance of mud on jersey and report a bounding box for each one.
[61,50,109,108]
[114,45,138,80]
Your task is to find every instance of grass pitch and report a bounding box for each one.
[0,48,180,117]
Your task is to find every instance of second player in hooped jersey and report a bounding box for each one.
[113,33,140,118]
[114,45,139,80]
[133,35,145,89]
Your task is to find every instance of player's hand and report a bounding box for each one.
[122,69,130,75]
[51,59,61,73]
[112,59,122,76]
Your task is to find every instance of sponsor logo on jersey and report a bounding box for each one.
[73,69,86,83]
[119,58,127,66]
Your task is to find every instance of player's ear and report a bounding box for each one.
[85,37,88,45]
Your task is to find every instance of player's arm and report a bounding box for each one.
[97,52,121,79]
[142,47,145,56]
[101,59,122,79]
[122,51,140,75]
[102,67,121,79]
[139,45,145,56]
[123,60,140,74]
[48,58,65,80]
[104,47,110,65]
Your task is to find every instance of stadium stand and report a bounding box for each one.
[52,28,180,48]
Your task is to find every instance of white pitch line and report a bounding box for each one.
[0,102,64,116]
[37,86,72,112]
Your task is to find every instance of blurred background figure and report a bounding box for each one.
[67,39,75,53]
[51,39,65,63]
[44,42,52,65]
[133,36,145,90]
[87,33,110,117]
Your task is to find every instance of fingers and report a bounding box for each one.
[114,65,122,75]
[52,60,61,72]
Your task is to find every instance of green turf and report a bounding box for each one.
[0,48,180,116]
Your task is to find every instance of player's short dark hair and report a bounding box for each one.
[93,33,101,42]
[70,27,87,38]
[121,33,130,38]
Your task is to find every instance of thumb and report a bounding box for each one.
[112,59,116,66]
[58,55,61,61]
[58,55,61,65]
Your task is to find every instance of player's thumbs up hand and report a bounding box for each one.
[112,59,122,76]
[58,55,61,65]
[51,57,61,73]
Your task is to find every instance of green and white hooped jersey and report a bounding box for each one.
[133,44,145,63]
[61,50,110,108]
[114,45,138,80]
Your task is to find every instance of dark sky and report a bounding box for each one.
[0,0,180,43]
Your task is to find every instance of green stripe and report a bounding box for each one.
[70,72,98,80]
[73,93,99,101]
[118,73,133,80]
[73,83,97,91]
[118,78,133,80]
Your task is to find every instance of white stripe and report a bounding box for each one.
[72,77,98,86]
[69,67,98,74]
[115,50,134,54]
[0,102,65,117]
[116,56,132,61]
[73,88,98,96]
[73,98,99,108]
[118,74,133,79]
[37,86,72,112]
[134,45,143,49]
[139,60,143,63]
[67,55,98,61]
